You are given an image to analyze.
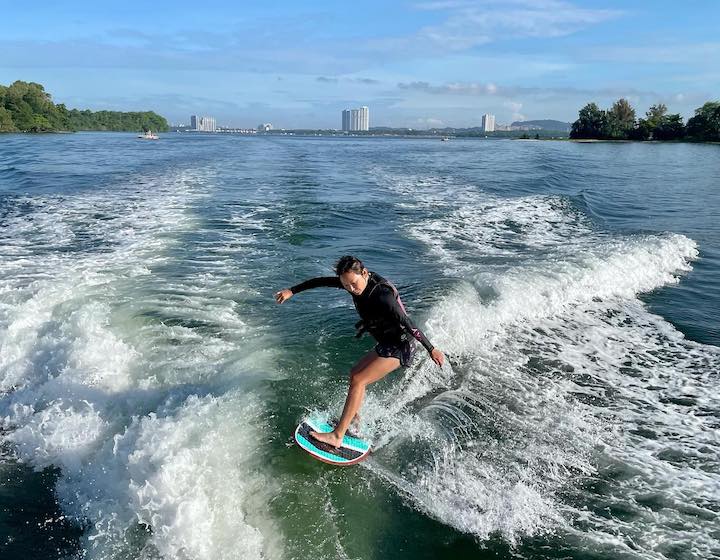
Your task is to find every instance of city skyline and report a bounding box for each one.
[2,2,718,129]
[181,107,541,132]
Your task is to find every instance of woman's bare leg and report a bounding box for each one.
[349,350,377,376]
[348,350,377,430]
[311,353,400,448]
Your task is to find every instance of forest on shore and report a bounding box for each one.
[570,98,720,142]
[0,81,168,133]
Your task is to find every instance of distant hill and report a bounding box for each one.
[511,119,571,132]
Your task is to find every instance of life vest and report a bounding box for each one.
[352,273,409,343]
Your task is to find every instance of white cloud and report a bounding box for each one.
[404,0,623,52]
[503,100,526,121]
[414,117,446,128]
[396,79,669,101]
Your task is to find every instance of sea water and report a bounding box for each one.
[0,133,718,559]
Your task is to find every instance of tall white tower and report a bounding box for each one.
[482,114,495,133]
[359,106,369,131]
[350,109,360,131]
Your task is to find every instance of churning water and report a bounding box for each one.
[0,133,718,559]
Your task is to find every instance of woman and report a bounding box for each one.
[275,255,444,448]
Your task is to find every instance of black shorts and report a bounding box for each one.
[375,338,416,367]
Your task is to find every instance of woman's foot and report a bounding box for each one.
[310,430,344,449]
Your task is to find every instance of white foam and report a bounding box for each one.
[430,233,698,357]
[360,172,718,557]
[56,392,279,560]
[7,399,106,473]
[0,167,281,559]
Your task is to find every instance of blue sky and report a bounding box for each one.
[1,1,718,128]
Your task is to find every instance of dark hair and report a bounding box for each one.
[335,255,365,276]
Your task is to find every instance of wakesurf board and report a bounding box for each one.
[294,417,371,466]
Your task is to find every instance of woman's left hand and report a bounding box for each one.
[274,289,293,304]
[430,348,445,367]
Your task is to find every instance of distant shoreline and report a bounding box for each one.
[3,130,719,145]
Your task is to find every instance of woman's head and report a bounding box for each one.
[335,255,369,295]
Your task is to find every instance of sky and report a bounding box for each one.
[1,0,718,129]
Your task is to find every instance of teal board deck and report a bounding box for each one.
[294,418,371,466]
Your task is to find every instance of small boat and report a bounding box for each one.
[441,136,450,141]
[138,130,159,140]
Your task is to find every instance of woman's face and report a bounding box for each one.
[339,269,369,296]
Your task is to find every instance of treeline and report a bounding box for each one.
[0,80,168,133]
[571,98,720,142]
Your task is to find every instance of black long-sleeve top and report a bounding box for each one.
[290,272,435,354]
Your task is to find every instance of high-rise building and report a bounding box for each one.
[190,115,217,132]
[482,113,495,133]
[359,106,369,131]
[342,106,370,131]
[350,109,360,131]
[202,116,216,132]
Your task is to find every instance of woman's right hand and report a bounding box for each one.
[274,289,293,304]
[430,348,445,367]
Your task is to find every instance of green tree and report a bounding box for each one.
[30,114,53,132]
[3,81,60,131]
[686,101,720,142]
[635,104,686,141]
[0,107,16,131]
[607,98,636,139]
[653,113,685,141]
[634,103,666,140]
[52,103,72,130]
[5,98,34,130]
[645,103,668,128]
[570,102,609,139]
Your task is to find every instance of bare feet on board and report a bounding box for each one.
[310,430,343,449]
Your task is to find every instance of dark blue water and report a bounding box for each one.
[1,133,718,560]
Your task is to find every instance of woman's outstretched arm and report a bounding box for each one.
[274,276,343,304]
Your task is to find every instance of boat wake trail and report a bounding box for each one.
[360,171,719,559]
[0,168,280,559]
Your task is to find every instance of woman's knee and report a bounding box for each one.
[349,369,370,389]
